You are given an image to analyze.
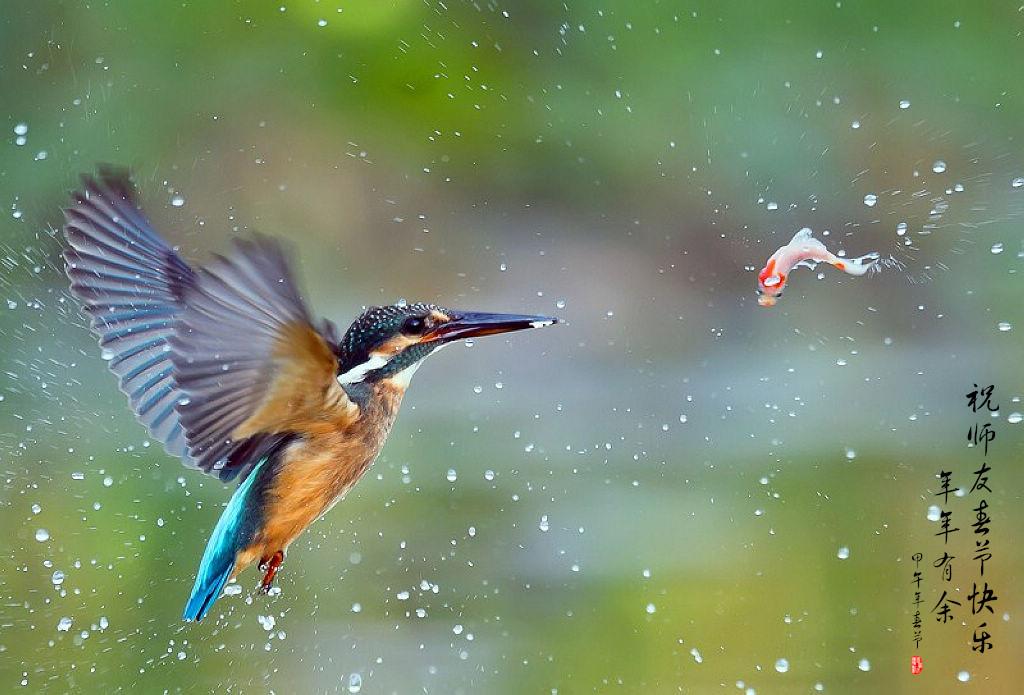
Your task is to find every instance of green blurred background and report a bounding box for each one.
[1,1,1021,692]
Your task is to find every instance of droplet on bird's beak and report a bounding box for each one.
[425,312,559,343]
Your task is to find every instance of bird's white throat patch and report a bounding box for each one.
[336,353,391,385]
[386,360,422,390]
[336,343,446,387]
[387,343,446,389]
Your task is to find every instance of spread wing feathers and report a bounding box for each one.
[170,235,354,476]
[62,167,196,458]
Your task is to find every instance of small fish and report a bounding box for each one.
[757,228,880,306]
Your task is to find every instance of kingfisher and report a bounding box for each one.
[62,167,558,622]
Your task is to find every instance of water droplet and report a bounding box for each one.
[51,570,65,586]
[351,602,362,613]
[645,603,656,614]
[766,201,779,211]
[347,673,363,693]
[13,123,28,135]
[991,243,1004,254]
[396,590,410,600]
[957,670,970,683]
[472,385,482,394]
[57,617,72,632]
[170,195,184,208]
[317,18,328,27]
[857,658,871,672]
[775,658,790,673]
[837,546,850,560]
[932,160,947,174]
[555,299,566,309]
[483,469,495,481]
[446,468,457,482]
[863,194,877,207]
[1007,412,1022,424]
[997,322,1012,332]
[31,503,41,514]
[896,222,907,236]
[498,263,507,272]
[845,448,856,460]
[679,414,688,424]
[851,120,861,129]
[898,99,910,110]
[35,528,49,542]
[690,647,703,663]
[1012,176,1024,189]
[538,515,550,532]
[927,505,941,521]
[103,476,113,487]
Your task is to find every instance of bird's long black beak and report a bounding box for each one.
[426,311,558,343]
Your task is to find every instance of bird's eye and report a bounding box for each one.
[401,316,427,335]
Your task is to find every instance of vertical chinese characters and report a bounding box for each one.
[965,384,999,654]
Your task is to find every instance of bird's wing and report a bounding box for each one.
[169,235,357,480]
[63,167,196,459]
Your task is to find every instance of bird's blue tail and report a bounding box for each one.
[183,457,269,621]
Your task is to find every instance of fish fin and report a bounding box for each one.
[183,455,272,621]
[788,227,814,244]
[62,167,196,460]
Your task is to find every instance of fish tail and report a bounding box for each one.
[836,251,880,277]
[183,456,270,621]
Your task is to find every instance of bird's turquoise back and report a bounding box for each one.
[182,456,271,622]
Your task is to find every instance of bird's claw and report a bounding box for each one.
[258,550,284,594]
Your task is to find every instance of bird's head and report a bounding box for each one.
[335,302,557,392]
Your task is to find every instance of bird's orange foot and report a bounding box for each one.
[257,550,284,594]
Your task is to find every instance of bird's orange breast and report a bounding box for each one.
[232,381,406,579]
